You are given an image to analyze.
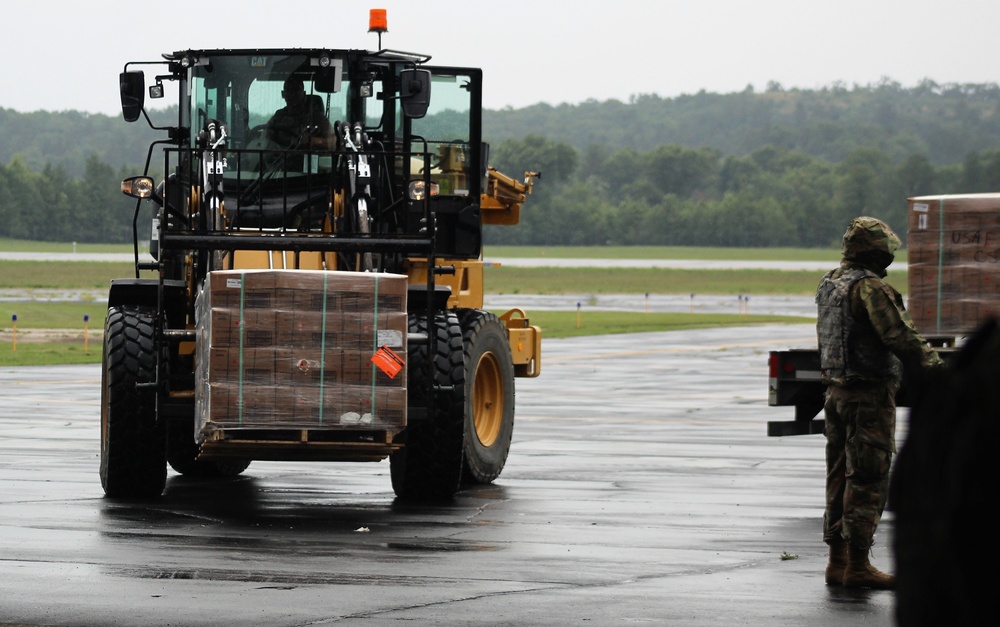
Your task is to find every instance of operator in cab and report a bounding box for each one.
[265,76,334,151]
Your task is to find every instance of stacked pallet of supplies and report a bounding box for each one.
[194,270,407,439]
[907,193,1000,336]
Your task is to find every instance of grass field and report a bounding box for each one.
[0,309,812,367]
[0,242,833,365]
[0,238,135,254]
[0,261,140,289]
[2,240,843,259]
[485,266,885,295]
[0,302,104,328]
[0,342,99,367]
[0,261,880,297]
[5,259,840,294]
[522,310,813,339]
[484,245,845,262]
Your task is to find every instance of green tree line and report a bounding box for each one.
[0,156,138,242]
[4,80,1000,245]
[484,137,1000,247]
[484,79,1000,165]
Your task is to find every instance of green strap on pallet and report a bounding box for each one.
[370,275,379,419]
[318,272,329,425]
[237,271,246,425]
[936,198,945,334]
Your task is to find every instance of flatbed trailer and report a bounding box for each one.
[766,336,961,436]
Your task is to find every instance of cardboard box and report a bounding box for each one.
[287,354,340,386]
[272,310,406,349]
[204,383,279,426]
[206,270,279,310]
[274,309,341,348]
[196,270,408,433]
[208,347,291,385]
[284,384,407,428]
[206,307,280,347]
[908,193,1000,335]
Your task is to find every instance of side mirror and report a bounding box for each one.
[120,71,145,123]
[399,69,431,119]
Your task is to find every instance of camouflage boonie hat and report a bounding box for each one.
[842,216,902,262]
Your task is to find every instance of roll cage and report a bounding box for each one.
[120,48,486,279]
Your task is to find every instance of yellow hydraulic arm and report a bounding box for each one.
[480,167,541,225]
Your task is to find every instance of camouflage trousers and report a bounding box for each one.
[823,381,897,549]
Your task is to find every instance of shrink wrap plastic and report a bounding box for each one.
[908,193,1000,335]
[195,270,407,440]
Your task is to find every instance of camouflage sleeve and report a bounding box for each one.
[855,278,945,369]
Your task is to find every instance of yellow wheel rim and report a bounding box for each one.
[473,351,504,447]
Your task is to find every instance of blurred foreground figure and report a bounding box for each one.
[816,216,943,589]
[890,318,1000,624]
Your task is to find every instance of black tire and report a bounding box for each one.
[458,310,516,485]
[100,306,166,498]
[166,418,251,478]
[390,311,465,500]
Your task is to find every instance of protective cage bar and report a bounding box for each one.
[156,145,434,252]
[143,143,445,434]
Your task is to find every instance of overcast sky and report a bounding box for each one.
[3,0,999,116]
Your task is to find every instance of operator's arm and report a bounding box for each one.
[309,113,334,149]
[856,278,944,370]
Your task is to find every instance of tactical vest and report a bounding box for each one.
[816,266,899,386]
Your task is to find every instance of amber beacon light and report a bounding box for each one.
[369,9,388,48]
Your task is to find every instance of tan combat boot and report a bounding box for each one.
[842,545,896,589]
[825,541,848,585]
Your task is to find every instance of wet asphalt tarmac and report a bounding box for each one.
[0,324,899,626]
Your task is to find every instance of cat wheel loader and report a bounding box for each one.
[102,24,541,501]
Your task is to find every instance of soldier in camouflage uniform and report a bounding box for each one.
[815,216,943,589]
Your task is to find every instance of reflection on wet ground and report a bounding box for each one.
[0,326,895,626]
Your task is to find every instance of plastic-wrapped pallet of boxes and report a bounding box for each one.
[194,269,407,440]
[908,193,1000,336]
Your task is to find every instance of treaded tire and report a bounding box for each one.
[100,306,166,498]
[166,419,251,478]
[458,309,515,485]
[390,311,465,500]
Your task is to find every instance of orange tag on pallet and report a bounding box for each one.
[371,345,405,378]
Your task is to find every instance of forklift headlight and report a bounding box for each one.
[408,180,439,201]
[122,176,156,199]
